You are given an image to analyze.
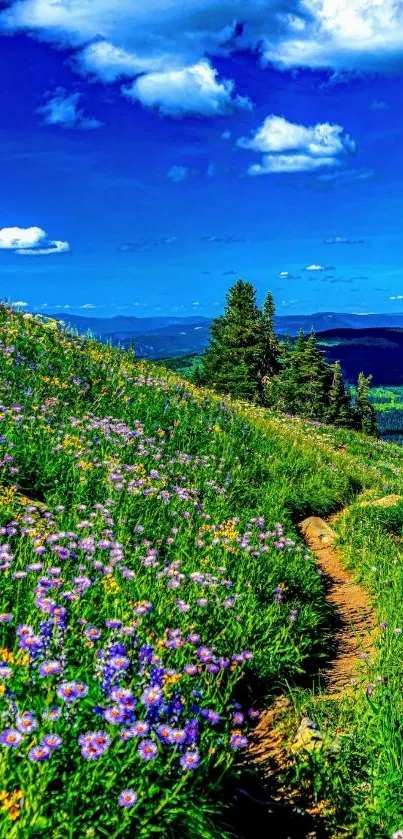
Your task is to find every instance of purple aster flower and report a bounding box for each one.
[0,613,13,623]
[233,712,244,726]
[118,789,138,808]
[39,660,63,678]
[130,721,150,738]
[133,602,153,616]
[179,749,200,770]
[16,714,37,734]
[183,664,198,676]
[230,732,248,749]
[391,833,403,839]
[138,739,158,761]
[187,634,200,644]
[0,729,23,748]
[248,709,260,720]
[105,619,122,629]
[108,655,130,671]
[85,626,101,641]
[0,664,12,679]
[104,706,126,725]
[42,734,62,750]
[80,742,104,760]
[201,709,220,725]
[169,729,187,745]
[141,686,163,708]
[156,724,172,743]
[28,745,50,761]
[57,681,88,703]
[42,707,61,722]
[196,646,213,663]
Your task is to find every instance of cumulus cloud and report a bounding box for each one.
[304,264,327,271]
[167,165,189,182]
[1,0,403,104]
[10,300,28,307]
[239,115,354,175]
[324,236,364,244]
[278,271,300,279]
[38,89,102,129]
[80,303,96,309]
[123,60,252,117]
[0,226,70,256]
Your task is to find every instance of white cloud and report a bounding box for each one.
[10,300,28,307]
[304,264,326,271]
[167,165,189,182]
[38,90,102,129]
[389,295,403,301]
[80,303,96,309]
[239,115,354,175]
[76,41,169,82]
[123,60,252,117]
[2,0,402,91]
[0,225,70,256]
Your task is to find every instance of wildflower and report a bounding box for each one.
[183,664,198,676]
[230,732,248,749]
[42,734,62,750]
[138,739,158,761]
[196,646,213,663]
[130,721,150,738]
[156,724,172,743]
[118,789,138,808]
[141,686,163,708]
[0,729,23,748]
[42,707,61,722]
[180,749,200,770]
[0,614,12,623]
[57,681,88,703]
[104,706,126,725]
[133,601,152,616]
[233,712,244,726]
[169,729,187,745]
[0,665,12,679]
[201,709,221,725]
[16,714,37,734]
[28,745,50,762]
[39,660,62,677]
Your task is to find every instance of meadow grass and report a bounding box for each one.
[1,306,403,838]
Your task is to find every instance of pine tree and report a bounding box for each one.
[354,373,378,437]
[198,279,266,401]
[261,291,281,404]
[325,361,354,427]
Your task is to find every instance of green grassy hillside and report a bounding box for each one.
[0,307,402,838]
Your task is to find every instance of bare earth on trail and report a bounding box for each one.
[299,516,377,694]
[248,514,379,836]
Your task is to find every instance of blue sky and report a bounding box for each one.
[1,0,403,317]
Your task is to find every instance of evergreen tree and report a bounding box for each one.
[325,361,354,427]
[198,279,266,401]
[354,373,378,436]
[261,291,281,403]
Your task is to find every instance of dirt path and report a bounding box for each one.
[299,516,377,693]
[246,515,379,836]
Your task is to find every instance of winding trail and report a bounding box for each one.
[299,516,377,693]
[246,511,380,837]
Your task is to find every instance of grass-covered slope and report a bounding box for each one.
[0,307,403,838]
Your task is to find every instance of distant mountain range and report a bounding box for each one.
[49,312,403,384]
[50,311,403,360]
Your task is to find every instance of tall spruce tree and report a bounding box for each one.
[198,279,266,401]
[325,361,354,427]
[354,373,378,436]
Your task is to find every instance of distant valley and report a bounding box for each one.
[51,312,403,386]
